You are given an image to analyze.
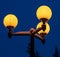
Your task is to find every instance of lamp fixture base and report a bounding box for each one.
[7,26,14,38]
[40,18,48,24]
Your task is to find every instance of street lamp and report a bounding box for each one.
[3,5,52,57]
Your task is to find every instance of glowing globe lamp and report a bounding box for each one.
[3,14,18,28]
[36,22,50,35]
[36,5,52,20]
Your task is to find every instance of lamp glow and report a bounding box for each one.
[36,22,50,34]
[3,14,18,28]
[36,5,52,20]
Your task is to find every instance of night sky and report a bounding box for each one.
[0,0,60,57]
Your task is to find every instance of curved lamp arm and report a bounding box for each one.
[12,31,43,40]
[8,27,45,43]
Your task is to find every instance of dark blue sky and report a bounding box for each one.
[0,0,60,57]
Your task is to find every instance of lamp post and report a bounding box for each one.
[3,5,52,57]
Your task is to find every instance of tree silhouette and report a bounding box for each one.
[53,47,60,57]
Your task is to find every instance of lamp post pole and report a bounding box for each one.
[29,29,35,57]
[30,34,34,57]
